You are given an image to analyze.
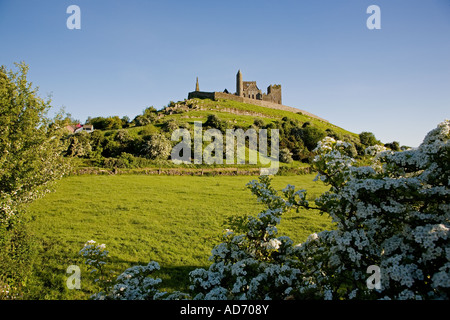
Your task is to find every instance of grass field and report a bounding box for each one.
[25,173,333,299]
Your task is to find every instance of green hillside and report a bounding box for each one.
[64,97,373,174]
[160,98,354,137]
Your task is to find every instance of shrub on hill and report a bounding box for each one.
[204,114,228,133]
[141,134,172,160]
[87,116,123,130]
[359,131,379,147]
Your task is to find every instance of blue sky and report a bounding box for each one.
[1,0,449,147]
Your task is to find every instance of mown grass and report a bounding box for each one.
[25,174,333,299]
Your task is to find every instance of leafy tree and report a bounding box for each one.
[141,134,171,160]
[115,129,132,145]
[133,115,151,127]
[359,131,379,146]
[384,141,400,151]
[121,116,130,128]
[0,62,70,297]
[106,116,122,130]
[103,139,122,158]
[86,116,108,130]
[143,106,157,115]
[292,147,312,163]
[132,107,157,127]
[87,116,122,130]
[55,109,80,127]
[0,62,70,226]
[66,131,92,158]
[301,126,326,151]
[204,114,227,133]
[253,118,265,128]
[325,128,342,140]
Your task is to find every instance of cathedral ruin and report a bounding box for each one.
[236,70,282,104]
[188,70,281,105]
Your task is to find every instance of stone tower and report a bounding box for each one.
[195,77,199,91]
[236,70,243,97]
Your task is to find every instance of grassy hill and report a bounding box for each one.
[68,97,363,174]
[131,98,357,141]
[163,98,324,126]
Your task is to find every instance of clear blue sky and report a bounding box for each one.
[1,0,449,147]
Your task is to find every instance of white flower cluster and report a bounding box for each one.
[99,261,163,300]
[79,240,109,272]
[89,256,190,300]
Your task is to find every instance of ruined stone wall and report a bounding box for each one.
[187,91,215,100]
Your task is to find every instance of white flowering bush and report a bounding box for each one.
[91,121,449,300]
[189,120,449,300]
[141,134,172,160]
[91,261,162,300]
[79,240,112,294]
[81,240,189,300]
[299,120,449,299]
[91,260,190,300]
[79,240,109,273]
[189,175,311,300]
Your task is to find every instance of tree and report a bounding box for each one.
[359,131,379,146]
[87,116,122,130]
[67,131,93,157]
[204,114,227,133]
[143,106,157,115]
[0,62,70,226]
[301,126,326,151]
[141,134,171,160]
[87,116,108,130]
[105,116,122,130]
[253,118,265,128]
[121,116,130,128]
[384,141,400,151]
[132,107,157,127]
[0,62,70,296]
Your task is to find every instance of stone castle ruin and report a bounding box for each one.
[236,70,282,104]
[188,70,328,122]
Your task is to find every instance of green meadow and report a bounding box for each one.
[25,173,333,299]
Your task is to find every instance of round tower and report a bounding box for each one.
[236,70,243,97]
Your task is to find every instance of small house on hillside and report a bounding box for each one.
[76,124,94,133]
[65,124,94,134]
